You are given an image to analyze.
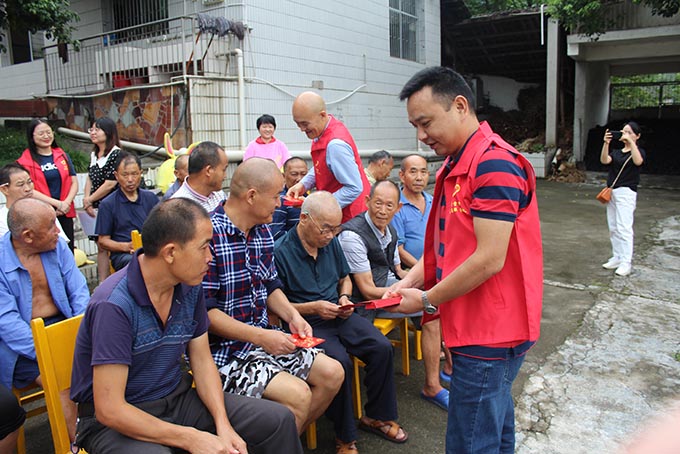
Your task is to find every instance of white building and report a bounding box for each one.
[0,0,441,154]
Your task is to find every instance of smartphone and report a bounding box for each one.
[610,130,623,141]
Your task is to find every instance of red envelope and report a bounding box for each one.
[283,196,303,207]
[361,296,403,310]
[290,333,325,348]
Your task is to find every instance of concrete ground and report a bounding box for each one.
[22,173,680,454]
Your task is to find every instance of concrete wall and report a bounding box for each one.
[573,61,610,161]
[189,0,440,153]
[478,75,538,112]
[0,61,47,100]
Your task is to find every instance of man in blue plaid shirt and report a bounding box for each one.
[203,157,343,437]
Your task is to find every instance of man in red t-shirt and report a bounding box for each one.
[387,67,543,454]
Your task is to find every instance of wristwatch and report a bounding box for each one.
[421,291,437,315]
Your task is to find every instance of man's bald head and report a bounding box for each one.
[301,190,340,219]
[230,157,283,198]
[292,92,329,140]
[293,91,326,115]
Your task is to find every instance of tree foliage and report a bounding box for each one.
[0,0,79,51]
[464,0,679,37]
[545,0,680,37]
[465,0,540,16]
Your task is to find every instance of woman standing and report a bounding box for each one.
[17,119,78,250]
[82,117,122,281]
[600,121,645,276]
[243,114,290,169]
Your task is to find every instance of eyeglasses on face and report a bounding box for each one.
[34,130,53,138]
[87,127,102,134]
[305,212,342,236]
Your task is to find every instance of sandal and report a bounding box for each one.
[358,417,408,444]
[336,439,359,454]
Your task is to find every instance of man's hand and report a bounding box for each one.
[189,428,246,454]
[288,312,313,337]
[259,329,296,356]
[383,278,413,298]
[286,182,305,199]
[217,428,248,454]
[337,294,354,319]
[312,300,343,320]
[385,287,423,314]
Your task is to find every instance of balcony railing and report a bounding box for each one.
[600,0,680,32]
[42,15,234,94]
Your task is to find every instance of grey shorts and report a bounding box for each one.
[219,345,320,398]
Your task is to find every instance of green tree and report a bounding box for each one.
[546,0,680,37]
[0,0,79,51]
[465,0,540,15]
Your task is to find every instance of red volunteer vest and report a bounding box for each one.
[424,122,543,347]
[311,116,370,223]
[17,148,76,218]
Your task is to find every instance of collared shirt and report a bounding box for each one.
[161,179,182,201]
[390,190,433,260]
[338,212,399,275]
[0,206,69,242]
[270,187,301,241]
[95,188,159,242]
[243,137,291,169]
[203,204,281,366]
[423,121,542,348]
[171,178,226,213]
[299,134,364,209]
[95,188,159,262]
[0,235,89,389]
[274,228,350,326]
[71,251,209,404]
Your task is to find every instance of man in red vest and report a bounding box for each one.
[387,67,543,454]
[288,92,370,223]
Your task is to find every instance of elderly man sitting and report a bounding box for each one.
[274,191,408,454]
[0,198,90,443]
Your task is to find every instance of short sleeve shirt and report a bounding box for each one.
[70,252,209,404]
[274,229,350,325]
[95,188,160,242]
[202,204,281,366]
[88,147,121,203]
[36,153,76,199]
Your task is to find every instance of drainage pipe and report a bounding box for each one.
[56,127,169,158]
[231,48,246,150]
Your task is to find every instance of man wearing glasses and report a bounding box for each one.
[95,152,159,271]
[274,190,408,454]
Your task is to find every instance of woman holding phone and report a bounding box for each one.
[600,121,645,276]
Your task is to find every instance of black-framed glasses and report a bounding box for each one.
[305,213,342,236]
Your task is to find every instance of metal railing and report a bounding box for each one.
[611,81,680,110]
[42,16,217,94]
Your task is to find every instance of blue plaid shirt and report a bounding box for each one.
[203,203,282,366]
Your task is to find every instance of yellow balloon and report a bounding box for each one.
[156,157,177,193]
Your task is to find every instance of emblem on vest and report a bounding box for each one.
[450,184,467,214]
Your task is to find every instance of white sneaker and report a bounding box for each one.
[615,263,632,276]
[602,258,621,270]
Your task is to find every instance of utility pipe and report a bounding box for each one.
[57,127,170,158]
[231,48,246,150]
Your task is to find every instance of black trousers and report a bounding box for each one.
[76,373,302,454]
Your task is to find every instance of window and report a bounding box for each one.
[9,29,44,64]
[389,0,418,61]
[105,0,169,41]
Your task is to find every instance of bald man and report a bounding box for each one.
[203,157,344,436]
[0,198,89,442]
[161,154,189,200]
[289,91,370,223]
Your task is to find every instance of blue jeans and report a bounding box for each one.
[446,343,531,454]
